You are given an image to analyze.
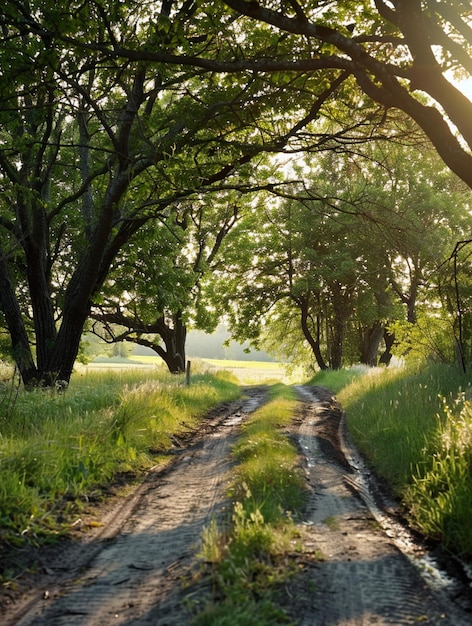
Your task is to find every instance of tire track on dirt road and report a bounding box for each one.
[4,388,267,626]
[5,384,472,626]
[292,385,471,626]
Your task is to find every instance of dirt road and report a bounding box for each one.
[2,385,471,625]
[290,386,471,625]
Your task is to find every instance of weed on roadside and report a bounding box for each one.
[316,363,472,561]
[0,367,240,578]
[405,393,472,556]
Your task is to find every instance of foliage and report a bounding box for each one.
[221,1,472,188]
[0,0,315,385]
[0,366,240,562]
[438,240,472,371]
[91,193,250,373]
[2,1,472,384]
[389,312,457,365]
[205,136,470,370]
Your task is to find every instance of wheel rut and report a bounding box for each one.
[291,385,471,626]
[4,388,268,626]
[3,384,472,626]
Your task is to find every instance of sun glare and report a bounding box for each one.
[448,74,472,102]
[459,78,472,102]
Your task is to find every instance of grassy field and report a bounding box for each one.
[200,358,304,384]
[89,355,304,384]
[0,364,241,569]
[2,356,472,588]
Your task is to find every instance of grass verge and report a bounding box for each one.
[193,383,307,626]
[310,363,472,560]
[0,366,240,576]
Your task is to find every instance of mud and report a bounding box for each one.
[289,386,472,625]
[2,385,471,626]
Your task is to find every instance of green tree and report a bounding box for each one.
[90,193,244,373]
[3,1,472,385]
[0,1,347,385]
[206,134,470,369]
[205,188,367,370]
[436,240,472,371]
[314,139,471,366]
[219,1,472,189]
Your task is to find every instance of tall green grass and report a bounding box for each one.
[311,363,472,559]
[405,394,472,556]
[0,367,240,559]
[194,384,306,626]
[308,366,365,394]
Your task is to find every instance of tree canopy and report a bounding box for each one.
[221,1,472,188]
[1,1,472,384]
[205,135,470,370]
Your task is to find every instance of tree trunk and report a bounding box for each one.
[379,329,395,366]
[43,306,92,384]
[94,307,188,375]
[360,321,385,366]
[299,296,328,370]
[125,331,187,374]
[0,251,38,385]
[329,317,344,370]
[158,312,187,374]
[329,281,354,370]
[26,250,58,375]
